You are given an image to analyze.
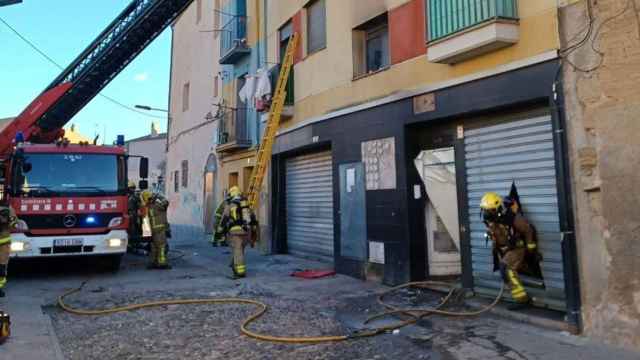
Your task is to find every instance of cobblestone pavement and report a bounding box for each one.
[6,237,640,360]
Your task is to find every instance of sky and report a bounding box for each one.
[0,0,172,143]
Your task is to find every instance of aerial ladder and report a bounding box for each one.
[246,33,299,209]
[1,0,195,155]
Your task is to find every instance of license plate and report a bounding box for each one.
[53,238,83,247]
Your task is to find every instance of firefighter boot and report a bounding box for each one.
[0,311,10,344]
[506,269,531,310]
[155,247,172,270]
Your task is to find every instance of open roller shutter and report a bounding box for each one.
[286,151,334,262]
[464,114,566,310]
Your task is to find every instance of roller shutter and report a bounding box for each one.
[464,114,566,310]
[286,151,334,262]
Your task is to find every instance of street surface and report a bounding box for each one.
[1,235,638,360]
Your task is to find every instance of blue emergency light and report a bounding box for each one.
[85,216,96,224]
[15,131,24,144]
[116,135,125,146]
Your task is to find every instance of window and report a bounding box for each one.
[174,171,179,193]
[214,75,219,98]
[229,172,239,189]
[196,0,202,24]
[306,0,326,54]
[214,0,221,38]
[182,82,190,112]
[279,21,295,105]
[181,160,189,188]
[353,14,389,78]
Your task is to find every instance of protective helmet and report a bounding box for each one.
[228,186,241,198]
[480,192,505,222]
[128,180,136,189]
[140,190,153,204]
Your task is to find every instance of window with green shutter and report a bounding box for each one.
[427,0,518,42]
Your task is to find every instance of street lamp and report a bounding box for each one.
[135,104,169,113]
[0,1,22,7]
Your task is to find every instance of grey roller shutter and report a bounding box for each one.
[464,114,566,310]
[286,151,334,262]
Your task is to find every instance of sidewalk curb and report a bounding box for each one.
[43,310,66,360]
[466,298,569,333]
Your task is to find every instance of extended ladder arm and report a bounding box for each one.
[246,33,299,209]
[0,0,195,155]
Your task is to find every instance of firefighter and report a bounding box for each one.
[0,203,17,298]
[127,181,142,245]
[480,190,543,310]
[218,186,257,278]
[141,190,171,269]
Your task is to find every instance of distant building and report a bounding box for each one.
[126,122,167,193]
[64,124,92,144]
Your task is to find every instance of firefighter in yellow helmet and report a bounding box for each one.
[480,190,543,310]
[0,202,18,298]
[127,181,142,247]
[140,190,171,269]
[218,186,258,278]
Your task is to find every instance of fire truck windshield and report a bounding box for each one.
[13,153,123,196]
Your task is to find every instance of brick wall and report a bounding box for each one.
[560,0,640,351]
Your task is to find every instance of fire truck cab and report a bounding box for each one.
[4,141,148,270]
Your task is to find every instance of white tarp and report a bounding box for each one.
[414,148,460,250]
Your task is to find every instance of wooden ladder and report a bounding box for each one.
[246,32,299,209]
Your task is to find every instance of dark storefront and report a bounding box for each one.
[270,59,580,329]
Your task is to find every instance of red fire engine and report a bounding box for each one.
[1,0,194,269]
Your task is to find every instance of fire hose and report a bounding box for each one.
[57,280,504,344]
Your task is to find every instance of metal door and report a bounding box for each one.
[415,148,461,276]
[464,114,566,310]
[286,151,334,262]
[339,162,367,261]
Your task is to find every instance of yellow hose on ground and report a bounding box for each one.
[57,281,505,344]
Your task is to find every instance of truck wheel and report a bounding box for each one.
[103,254,123,272]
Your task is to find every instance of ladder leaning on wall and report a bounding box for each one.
[246,32,299,209]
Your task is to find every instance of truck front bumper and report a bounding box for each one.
[9,230,128,258]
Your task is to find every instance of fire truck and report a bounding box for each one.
[2,0,194,269]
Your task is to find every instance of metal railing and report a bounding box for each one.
[217,108,251,146]
[427,0,518,41]
[220,15,248,57]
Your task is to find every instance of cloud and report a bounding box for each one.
[134,72,149,82]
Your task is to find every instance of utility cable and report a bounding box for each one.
[0,16,166,120]
[58,280,505,344]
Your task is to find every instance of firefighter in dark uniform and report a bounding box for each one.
[141,190,171,269]
[217,186,257,278]
[0,204,18,298]
[127,181,142,246]
[480,191,543,310]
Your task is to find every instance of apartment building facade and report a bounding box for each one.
[167,0,223,241]
[168,0,639,349]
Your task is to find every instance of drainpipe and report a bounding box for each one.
[166,26,175,154]
[552,63,582,334]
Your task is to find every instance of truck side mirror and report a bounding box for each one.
[22,162,32,173]
[138,180,149,190]
[139,157,149,179]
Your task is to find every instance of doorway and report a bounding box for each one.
[413,130,461,277]
[203,154,217,234]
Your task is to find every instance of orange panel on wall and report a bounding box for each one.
[292,10,304,64]
[389,0,427,65]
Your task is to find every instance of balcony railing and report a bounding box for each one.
[427,0,518,42]
[217,107,251,152]
[219,15,250,64]
[269,63,294,106]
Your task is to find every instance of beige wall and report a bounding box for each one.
[265,0,560,129]
[127,136,167,190]
[560,0,640,351]
[167,0,223,239]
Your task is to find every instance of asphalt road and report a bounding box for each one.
[1,237,638,360]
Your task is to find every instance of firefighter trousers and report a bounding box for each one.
[500,247,530,303]
[150,231,168,267]
[229,230,248,277]
[0,242,10,291]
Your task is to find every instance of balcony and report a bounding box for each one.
[426,0,519,64]
[216,108,251,153]
[269,63,295,119]
[219,15,250,64]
